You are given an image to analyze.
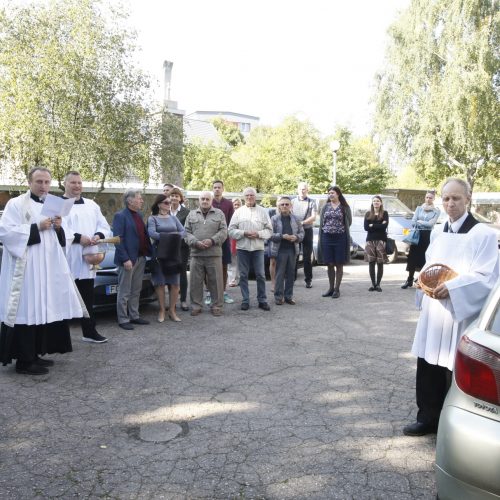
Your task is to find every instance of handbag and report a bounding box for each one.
[386,238,395,255]
[403,228,420,246]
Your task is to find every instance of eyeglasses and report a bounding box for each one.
[279,203,290,207]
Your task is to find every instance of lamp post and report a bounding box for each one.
[330,140,340,186]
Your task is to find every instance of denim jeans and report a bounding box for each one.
[237,249,267,304]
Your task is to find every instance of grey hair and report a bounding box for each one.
[297,181,308,189]
[442,178,471,196]
[199,190,213,200]
[123,189,142,207]
[243,187,257,196]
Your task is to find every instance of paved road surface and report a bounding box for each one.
[0,261,438,499]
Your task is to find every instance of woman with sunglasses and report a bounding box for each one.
[147,194,185,323]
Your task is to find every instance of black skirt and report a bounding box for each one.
[406,229,431,272]
[0,321,72,365]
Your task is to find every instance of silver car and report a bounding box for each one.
[435,282,500,499]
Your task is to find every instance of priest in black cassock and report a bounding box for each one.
[403,178,499,436]
[0,167,86,375]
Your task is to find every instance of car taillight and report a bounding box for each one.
[455,336,500,406]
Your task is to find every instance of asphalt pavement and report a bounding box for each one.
[0,260,438,499]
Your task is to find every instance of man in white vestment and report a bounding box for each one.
[0,168,86,375]
[403,178,499,436]
[63,171,111,343]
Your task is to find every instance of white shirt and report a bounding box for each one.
[63,198,111,280]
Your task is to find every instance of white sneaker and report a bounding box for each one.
[204,292,212,306]
[224,292,234,304]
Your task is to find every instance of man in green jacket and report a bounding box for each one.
[184,191,228,316]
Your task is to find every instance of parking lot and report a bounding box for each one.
[0,261,439,499]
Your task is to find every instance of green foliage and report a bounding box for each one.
[0,0,161,190]
[159,112,185,186]
[374,0,499,191]
[183,117,391,196]
[233,117,332,194]
[183,140,241,191]
[212,118,244,148]
[334,130,394,194]
[396,164,431,189]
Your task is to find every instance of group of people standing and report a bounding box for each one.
[0,168,498,458]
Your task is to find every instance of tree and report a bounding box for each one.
[333,127,394,193]
[212,118,244,148]
[183,117,392,195]
[374,0,499,191]
[233,116,332,194]
[183,140,242,191]
[0,0,161,190]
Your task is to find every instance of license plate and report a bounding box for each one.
[105,284,119,295]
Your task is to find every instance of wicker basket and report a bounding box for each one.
[418,263,458,298]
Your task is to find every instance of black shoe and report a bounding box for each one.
[368,286,376,292]
[403,421,438,436]
[258,302,271,311]
[119,322,134,330]
[375,285,382,292]
[34,356,54,367]
[332,290,340,298]
[305,281,312,289]
[401,280,413,289]
[16,363,49,375]
[130,318,150,325]
[82,332,108,343]
[322,289,334,297]
[285,298,296,305]
[241,303,249,311]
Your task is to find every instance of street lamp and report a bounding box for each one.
[330,140,340,186]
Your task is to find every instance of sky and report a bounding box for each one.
[126,0,410,137]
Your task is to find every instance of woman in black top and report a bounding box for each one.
[364,195,389,291]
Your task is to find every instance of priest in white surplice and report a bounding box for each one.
[403,178,499,436]
[63,171,111,344]
[0,167,86,375]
